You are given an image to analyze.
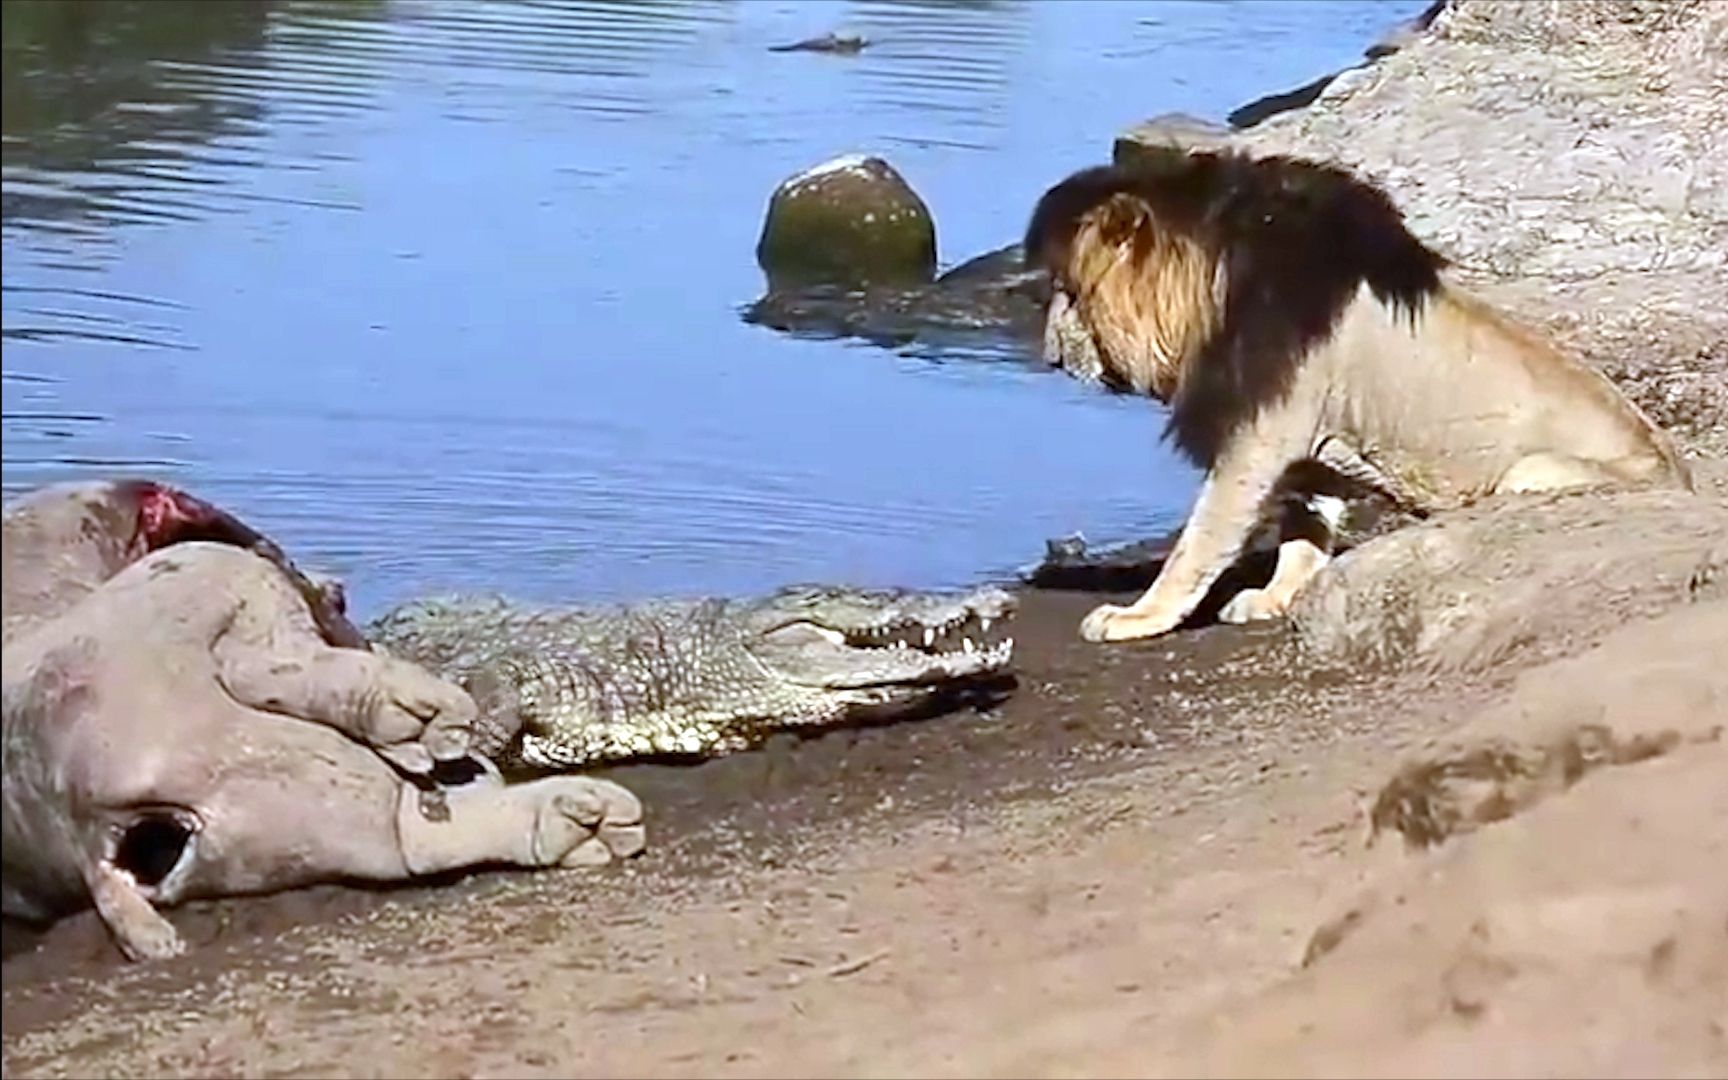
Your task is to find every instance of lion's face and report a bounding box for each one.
[1038,194,1221,403]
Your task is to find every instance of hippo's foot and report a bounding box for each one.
[89,860,185,962]
[530,777,649,867]
[397,767,645,875]
[217,637,476,777]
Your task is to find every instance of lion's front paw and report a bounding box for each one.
[1079,604,1128,642]
[92,862,187,962]
[1079,604,1177,643]
[1217,587,1287,625]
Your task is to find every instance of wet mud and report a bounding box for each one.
[0,580,1337,1029]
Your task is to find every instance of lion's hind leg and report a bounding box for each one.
[1217,487,1344,625]
[1218,537,1332,625]
[1494,451,1636,495]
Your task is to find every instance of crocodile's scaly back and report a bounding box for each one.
[370,596,825,766]
[366,586,1016,770]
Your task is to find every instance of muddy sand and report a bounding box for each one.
[4,532,1725,1077]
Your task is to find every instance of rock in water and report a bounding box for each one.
[1113,112,1237,169]
[755,154,937,290]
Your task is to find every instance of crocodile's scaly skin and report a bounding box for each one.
[479,649,839,767]
[367,586,1016,770]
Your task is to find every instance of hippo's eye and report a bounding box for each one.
[115,813,194,888]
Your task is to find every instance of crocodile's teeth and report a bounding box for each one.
[924,627,935,647]
[962,637,975,654]
[980,616,992,633]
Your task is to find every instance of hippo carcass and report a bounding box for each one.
[2,480,645,961]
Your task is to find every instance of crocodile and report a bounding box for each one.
[367,584,1018,771]
[769,32,869,55]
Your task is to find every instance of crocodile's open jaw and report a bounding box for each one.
[752,585,1018,693]
[795,609,1013,665]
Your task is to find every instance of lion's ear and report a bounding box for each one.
[1090,193,1154,253]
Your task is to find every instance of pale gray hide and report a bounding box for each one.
[2,482,644,961]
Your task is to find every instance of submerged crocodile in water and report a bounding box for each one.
[367,584,1017,771]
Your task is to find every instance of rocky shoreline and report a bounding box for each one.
[1232,0,1728,461]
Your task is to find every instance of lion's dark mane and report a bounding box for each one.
[1024,150,1447,468]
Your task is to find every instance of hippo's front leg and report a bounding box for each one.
[87,859,184,961]
[395,767,646,874]
[213,629,474,776]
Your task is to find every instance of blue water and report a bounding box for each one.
[2,0,1422,615]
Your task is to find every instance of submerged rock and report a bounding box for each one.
[742,242,1047,350]
[755,154,937,291]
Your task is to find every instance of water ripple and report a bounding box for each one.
[845,0,1027,138]
[1,326,191,350]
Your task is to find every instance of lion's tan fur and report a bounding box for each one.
[1312,284,1692,503]
[1040,184,1693,644]
[1047,201,1691,506]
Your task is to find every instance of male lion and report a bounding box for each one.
[1024,150,1693,644]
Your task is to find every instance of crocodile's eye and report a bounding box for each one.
[763,622,846,646]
